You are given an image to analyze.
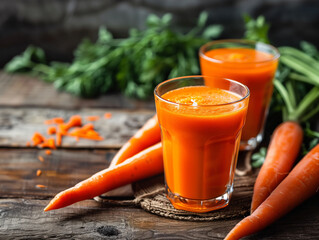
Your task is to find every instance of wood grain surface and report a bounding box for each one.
[0,107,155,148]
[0,72,318,239]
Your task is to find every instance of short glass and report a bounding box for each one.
[199,40,279,150]
[154,76,249,213]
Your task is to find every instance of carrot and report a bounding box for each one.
[39,138,56,149]
[65,115,82,130]
[82,123,94,131]
[38,156,45,162]
[225,144,319,240]
[44,142,163,211]
[31,132,45,146]
[86,116,100,121]
[36,184,47,189]
[36,169,42,176]
[251,121,303,213]
[47,126,56,135]
[44,117,64,125]
[45,150,52,155]
[53,115,82,146]
[56,131,63,146]
[109,114,161,168]
[104,112,112,119]
[68,124,104,141]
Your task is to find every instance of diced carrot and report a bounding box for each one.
[36,169,42,176]
[26,141,31,147]
[38,156,45,162]
[86,116,100,121]
[104,113,112,119]
[39,138,56,149]
[31,132,45,146]
[82,123,94,131]
[45,150,52,155]
[36,184,47,188]
[56,131,63,146]
[65,115,82,130]
[44,117,64,125]
[47,126,56,135]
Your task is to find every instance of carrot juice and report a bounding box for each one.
[200,40,279,150]
[154,76,249,212]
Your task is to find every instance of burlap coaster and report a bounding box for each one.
[96,174,251,221]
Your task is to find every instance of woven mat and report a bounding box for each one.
[96,174,251,221]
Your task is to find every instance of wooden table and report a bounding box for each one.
[0,72,318,239]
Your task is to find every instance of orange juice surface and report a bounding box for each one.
[156,86,248,202]
[200,48,278,142]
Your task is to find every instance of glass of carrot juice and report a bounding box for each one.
[154,76,249,212]
[199,40,279,150]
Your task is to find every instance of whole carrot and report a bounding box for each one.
[251,121,303,212]
[44,142,163,211]
[109,114,161,168]
[225,143,319,240]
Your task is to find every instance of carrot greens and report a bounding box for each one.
[4,12,222,99]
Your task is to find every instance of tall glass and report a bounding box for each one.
[199,40,279,150]
[154,76,249,212]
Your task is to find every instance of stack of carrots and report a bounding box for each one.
[43,113,318,239]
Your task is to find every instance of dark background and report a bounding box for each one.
[1,0,318,67]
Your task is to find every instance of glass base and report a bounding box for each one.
[166,185,233,213]
[240,133,263,151]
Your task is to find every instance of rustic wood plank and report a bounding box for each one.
[0,107,155,148]
[0,195,318,239]
[0,71,155,109]
[0,148,116,199]
[0,148,254,199]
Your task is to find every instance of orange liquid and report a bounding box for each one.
[200,48,278,141]
[156,86,248,205]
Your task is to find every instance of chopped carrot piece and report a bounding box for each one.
[31,132,45,146]
[65,115,82,129]
[68,124,104,141]
[26,141,31,147]
[45,150,52,155]
[44,117,64,125]
[86,116,100,121]
[82,123,94,131]
[104,112,112,119]
[47,126,56,135]
[38,156,45,162]
[36,169,42,176]
[39,138,56,149]
[36,184,47,188]
[56,131,63,146]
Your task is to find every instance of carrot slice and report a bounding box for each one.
[36,169,42,176]
[39,138,56,149]
[86,116,100,121]
[36,184,47,188]
[32,132,45,146]
[104,113,112,119]
[38,156,45,162]
[47,126,56,135]
[45,150,52,155]
[44,117,64,125]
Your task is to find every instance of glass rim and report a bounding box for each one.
[154,75,250,108]
[199,39,280,65]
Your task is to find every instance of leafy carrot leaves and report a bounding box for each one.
[4,12,222,99]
